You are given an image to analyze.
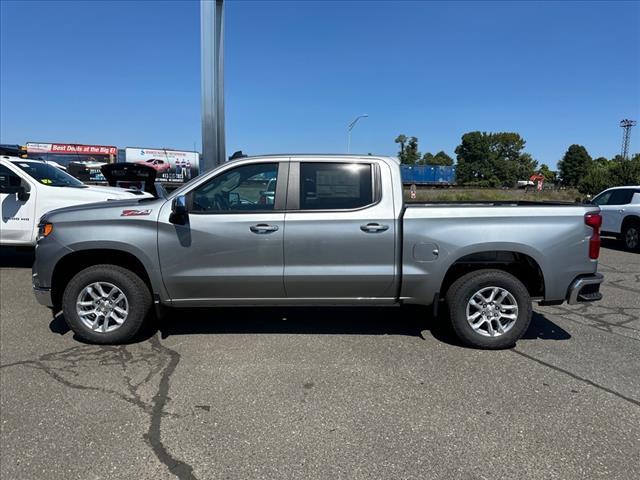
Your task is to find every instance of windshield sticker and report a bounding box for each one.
[121,209,152,217]
[19,163,30,167]
[41,179,53,184]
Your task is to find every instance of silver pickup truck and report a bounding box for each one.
[32,155,604,348]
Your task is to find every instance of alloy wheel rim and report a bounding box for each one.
[76,282,129,333]
[626,227,638,249]
[466,286,519,337]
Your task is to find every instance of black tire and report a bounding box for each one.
[62,264,151,344]
[622,221,640,252]
[445,269,532,349]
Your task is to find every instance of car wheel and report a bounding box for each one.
[622,221,640,252]
[445,269,532,349]
[62,264,151,344]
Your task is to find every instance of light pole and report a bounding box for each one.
[347,114,368,153]
[201,0,225,172]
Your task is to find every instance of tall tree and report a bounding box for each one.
[558,145,592,187]
[455,131,535,186]
[455,131,497,185]
[394,135,407,162]
[404,136,421,164]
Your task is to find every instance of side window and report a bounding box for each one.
[0,165,20,188]
[608,189,634,206]
[189,163,279,213]
[299,162,373,210]
[592,191,612,206]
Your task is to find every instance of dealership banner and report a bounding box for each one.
[25,142,118,182]
[26,143,117,156]
[125,148,199,183]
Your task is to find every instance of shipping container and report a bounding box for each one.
[400,164,456,185]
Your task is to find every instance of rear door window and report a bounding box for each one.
[607,189,634,205]
[299,162,373,210]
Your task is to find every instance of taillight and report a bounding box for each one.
[585,213,601,260]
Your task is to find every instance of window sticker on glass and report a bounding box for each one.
[316,170,361,198]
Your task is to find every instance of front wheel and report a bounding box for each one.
[62,265,151,344]
[445,269,532,349]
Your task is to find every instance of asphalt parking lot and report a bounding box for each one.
[1,240,639,480]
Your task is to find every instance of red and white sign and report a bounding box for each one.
[26,142,117,156]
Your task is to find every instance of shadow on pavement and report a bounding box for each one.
[50,304,573,348]
[601,237,634,253]
[0,246,35,268]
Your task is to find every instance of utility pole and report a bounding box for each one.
[620,119,636,160]
[347,114,368,153]
[201,0,225,172]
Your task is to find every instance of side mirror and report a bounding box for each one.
[169,195,188,225]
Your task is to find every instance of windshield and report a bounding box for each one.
[13,161,85,187]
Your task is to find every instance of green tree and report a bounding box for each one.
[611,154,640,185]
[403,136,421,165]
[395,134,407,162]
[432,151,454,166]
[538,164,557,183]
[455,131,535,186]
[421,152,434,165]
[578,161,613,195]
[558,145,592,187]
[455,132,497,186]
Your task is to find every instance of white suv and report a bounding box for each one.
[592,186,640,252]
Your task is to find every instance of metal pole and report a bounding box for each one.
[201,0,225,172]
[347,114,368,153]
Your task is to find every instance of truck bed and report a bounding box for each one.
[399,202,599,305]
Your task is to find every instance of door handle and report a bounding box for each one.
[250,224,279,234]
[360,223,389,233]
[618,209,625,213]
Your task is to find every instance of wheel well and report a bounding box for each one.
[51,249,152,309]
[440,251,545,299]
[622,215,640,229]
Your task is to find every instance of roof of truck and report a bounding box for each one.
[243,153,400,163]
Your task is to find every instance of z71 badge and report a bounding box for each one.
[120,209,152,217]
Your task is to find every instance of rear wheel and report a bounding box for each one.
[446,269,532,349]
[62,265,151,344]
[622,221,640,252]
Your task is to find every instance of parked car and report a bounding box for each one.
[32,155,604,349]
[0,155,152,246]
[135,158,170,173]
[591,186,640,252]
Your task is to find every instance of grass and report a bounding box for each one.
[404,186,582,203]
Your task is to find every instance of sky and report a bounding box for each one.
[1,0,639,168]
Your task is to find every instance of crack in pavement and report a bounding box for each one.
[511,349,640,408]
[0,335,198,480]
[538,302,640,340]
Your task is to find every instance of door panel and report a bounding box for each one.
[157,161,287,302]
[0,165,36,244]
[158,210,285,300]
[283,161,397,299]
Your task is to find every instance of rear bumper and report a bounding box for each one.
[566,273,604,305]
[33,286,54,308]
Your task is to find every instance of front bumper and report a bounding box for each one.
[33,286,54,308]
[566,273,604,305]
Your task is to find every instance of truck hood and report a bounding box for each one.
[43,196,166,224]
[82,184,153,199]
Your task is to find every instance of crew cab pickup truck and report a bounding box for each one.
[32,155,604,349]
[0,155,152,246]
